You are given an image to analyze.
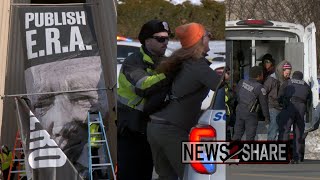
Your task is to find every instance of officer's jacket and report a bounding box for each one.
[90,123,101,148]
[278,79,311,106]
[236,79,270,120]
[0,152,12,170]
[225,83,234,116]
[118,46,170,111]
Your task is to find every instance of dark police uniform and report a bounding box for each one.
[278,78,311,161]
[233,79,270,140]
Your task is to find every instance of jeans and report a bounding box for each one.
[267,108,280,140]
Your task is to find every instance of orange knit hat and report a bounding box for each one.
[175,23,205,49]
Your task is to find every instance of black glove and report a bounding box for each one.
[265,118,270,125]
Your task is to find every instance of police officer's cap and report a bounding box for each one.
[249,66,263,78]
[138,20,171,45]
[292,71,303,80]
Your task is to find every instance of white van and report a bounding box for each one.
[226,20,320,137]
[183,20,319,180]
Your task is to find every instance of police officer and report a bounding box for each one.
[90,118,103,179]
[222,66,235,140]
[0,145,14,180]
[278,71,311,164]
[117,20,171,180]
[233,66,270,140]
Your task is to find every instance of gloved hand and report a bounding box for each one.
[265,118,270,125]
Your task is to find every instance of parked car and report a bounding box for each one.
[184,80,226,180]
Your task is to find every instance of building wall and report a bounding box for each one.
[0,0,31,147]
[0,0,11,147]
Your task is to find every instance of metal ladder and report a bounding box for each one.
[87,111,115,180]
[7,131,27,180]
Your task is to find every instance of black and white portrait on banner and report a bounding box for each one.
[18,5,108,179]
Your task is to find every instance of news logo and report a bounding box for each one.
[182,126,291,174]
[182,141,291,164]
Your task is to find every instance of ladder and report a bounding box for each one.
[87,111,115,180]
[7,131,27,180]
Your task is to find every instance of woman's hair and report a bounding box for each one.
[156,39,205,74]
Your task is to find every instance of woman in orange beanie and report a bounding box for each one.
[147,22,222,179]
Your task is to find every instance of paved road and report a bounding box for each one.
[152,160,320,179]
[227,160,320,180]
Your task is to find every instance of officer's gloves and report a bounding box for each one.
[265,118,270,125]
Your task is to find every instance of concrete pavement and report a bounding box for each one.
[227,160,320,180]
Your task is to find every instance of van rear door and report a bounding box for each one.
[303,23,319,127]
[303,23,318,104]
[284,42,304,73]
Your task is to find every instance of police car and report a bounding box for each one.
[183,76,227,180]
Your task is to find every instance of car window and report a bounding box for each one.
[117,44,140,64]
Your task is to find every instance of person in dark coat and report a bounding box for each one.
[232,66,270,140]
[278,71,312,164]
[117,19,172,180]
[261,53,275,80]
[147,22,221,179]
[264,60,292,140]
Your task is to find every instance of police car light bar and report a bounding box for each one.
[236,20,274,26]
[117,36,133,42]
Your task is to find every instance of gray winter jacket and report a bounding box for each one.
[150,57,221,132]
[263,60,290,110]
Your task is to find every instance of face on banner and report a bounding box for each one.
[20,6,108,165]
[25,57,108,154]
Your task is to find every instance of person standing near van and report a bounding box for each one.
[278,71,311,164]
[264,61,292,140]
[147,22,221,179]
[232,66,270,140]
[117,19,171,180]
[261,53,275,80]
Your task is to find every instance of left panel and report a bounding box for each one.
[1,0,117,179]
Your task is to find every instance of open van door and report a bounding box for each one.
[226,40,233,87]
[284,42,304,73]
[303,22,319,131]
